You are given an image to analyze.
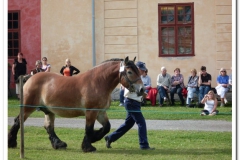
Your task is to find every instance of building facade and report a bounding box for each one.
[8,0,232,89]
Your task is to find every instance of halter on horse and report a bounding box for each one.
[8,56,144,153]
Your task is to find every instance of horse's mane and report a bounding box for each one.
[101,58,140,76]
[101,58,123,63]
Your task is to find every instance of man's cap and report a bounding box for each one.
[135,61,147,71]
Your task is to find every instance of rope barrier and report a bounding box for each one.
[7,104,232,115]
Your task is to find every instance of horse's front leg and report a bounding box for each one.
[8,107,35,148]
[44,112,67,149]
[81,111,98,152]
[91,111,111,143]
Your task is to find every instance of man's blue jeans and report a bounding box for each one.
[107,98,150,149]
[119,89,124,104]
[157,86,168,105]
[199,85,211,102]
[170,86,184,104]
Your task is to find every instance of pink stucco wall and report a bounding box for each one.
[8,0,41,88]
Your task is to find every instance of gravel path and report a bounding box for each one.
[8,117,231,132]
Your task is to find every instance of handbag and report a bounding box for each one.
[182,87,188,98]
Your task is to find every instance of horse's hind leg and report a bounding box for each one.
[44,112,67,149]
[8,107,35,148]
[91,111,111,143]
[8,115,20,148]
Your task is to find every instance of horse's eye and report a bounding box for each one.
[127,71,132,75]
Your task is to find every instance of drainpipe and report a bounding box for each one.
[92,0,96,66]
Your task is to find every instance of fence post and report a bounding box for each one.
[19,75,24,158]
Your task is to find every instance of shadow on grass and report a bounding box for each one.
[97,148,231,155]
[16,146,231,156]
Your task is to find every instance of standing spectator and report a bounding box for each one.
[186,69,199,107]
[104,62,154,150]
[31,60,44,75]
[60,58,80,76]
[42,57,51,72]
[215,68,229,107]
[119,85,125,106]
[198,66,211,107]
[156,66,171,107]
[200,90,219,116]
[12,52,27,99]
[170,68,185,106]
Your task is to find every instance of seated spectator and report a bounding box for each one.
[60,58,80,76]
[141,69,151,93]
[198,66,211,107]
[31,60,44,75]
[119,85,125,106]
[228,67,232,91]
[215,68,229,107]
[156,66,171,107]
[186,69,199,107]
[41,57,51,72]
[170,68,185,106]
[200,90,219,116]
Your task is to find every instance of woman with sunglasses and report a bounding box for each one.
[41,57,51,72]
[215,68,229,107]
[200,90,219,116]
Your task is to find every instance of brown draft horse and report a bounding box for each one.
[8,57,144,152]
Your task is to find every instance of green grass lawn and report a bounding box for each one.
[8,126,232,160]
[8,97,232,121]
[8,97,232,159]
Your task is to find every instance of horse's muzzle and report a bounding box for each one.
[136,86,145,96]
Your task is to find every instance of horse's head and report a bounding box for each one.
[119,56,145,96]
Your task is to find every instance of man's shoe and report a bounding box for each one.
[164,97,168,102]
[119,103,124,106]
[189,104,196,108]
[224,98,228,104]
[141,147,155,150]
[104,136,112,148]
[198,103,204,108]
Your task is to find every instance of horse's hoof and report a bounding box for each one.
[53,141,67,149]
[83,146,96,153]
[8,136,17,148]
[8,141,17,148]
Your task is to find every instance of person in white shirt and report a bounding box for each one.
[200,90,219,116]
[156,66,171,107]
[41,57,51,72]
[104,61,154,150]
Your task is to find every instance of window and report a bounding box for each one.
[8,11,20,58]
[158,3,194,57]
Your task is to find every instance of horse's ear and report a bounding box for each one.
[133,57,136,62]
[124,56,129,64]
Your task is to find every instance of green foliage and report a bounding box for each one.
[8,97,232,121]
[8,126,232,160]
